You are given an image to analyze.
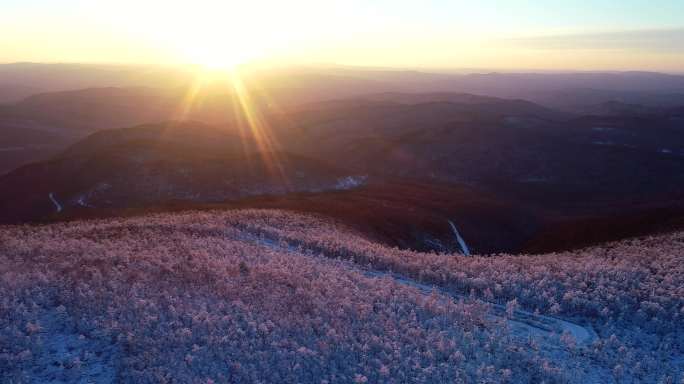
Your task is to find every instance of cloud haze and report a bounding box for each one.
[1,1,683,71]
[508,28,684,53]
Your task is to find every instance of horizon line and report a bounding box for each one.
[1,61,684,76]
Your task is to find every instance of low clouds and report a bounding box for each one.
[507,28,684,53]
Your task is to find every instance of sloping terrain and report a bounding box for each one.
[0,120,72,175]
[0,209,682,383]
[7,86,263,135]
[0,63,195,98]
[2,95,684,255]
[3,85,683,192]
[275,96,684,201]
[0,122,353,224]
[0,85,263,173]
[2,69,683,175]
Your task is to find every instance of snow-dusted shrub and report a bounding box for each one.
[230,210,683,328]
[224,209,684,380]
[0,212,565,383]
[0,209,682,382]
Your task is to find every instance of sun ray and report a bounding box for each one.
[229,70,291,189]
[164,66,291,188]
[172,72,210,122]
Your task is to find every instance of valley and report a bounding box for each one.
[2,73,683,254]
[1,63,684,383]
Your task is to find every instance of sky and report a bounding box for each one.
[2,0,683,72]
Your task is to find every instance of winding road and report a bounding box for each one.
[363,269,596,345]
[239,228,597,347]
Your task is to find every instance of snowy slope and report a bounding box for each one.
[0,209,681,383]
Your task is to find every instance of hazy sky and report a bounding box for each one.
[2,0,683,71]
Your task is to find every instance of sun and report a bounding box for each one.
[174,30,267,70]
[184,45,254,70]
[136,2,287,70]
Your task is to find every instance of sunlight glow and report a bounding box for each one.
[105,0,323,69]
[2,0,684,71]
[169,67,291,185]
[179,37,264,69]
[229,71,291,187]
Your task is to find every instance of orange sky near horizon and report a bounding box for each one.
[2,0,684,72]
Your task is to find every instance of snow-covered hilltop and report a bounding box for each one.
[1,209,682,383]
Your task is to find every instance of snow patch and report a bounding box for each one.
[448,220,471,256]
[0,146,26,152]
[592,127,615,132]
[335,175,368,190]
[521,177,550,183]
[592,140,614,146]
[23,308,119,383]
[75,195,95,208]
[49,193,63,213]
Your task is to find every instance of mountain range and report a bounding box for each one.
[1,64,684,254]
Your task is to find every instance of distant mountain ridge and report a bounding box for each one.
[0,121,349,223]
[1,67,683,254]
